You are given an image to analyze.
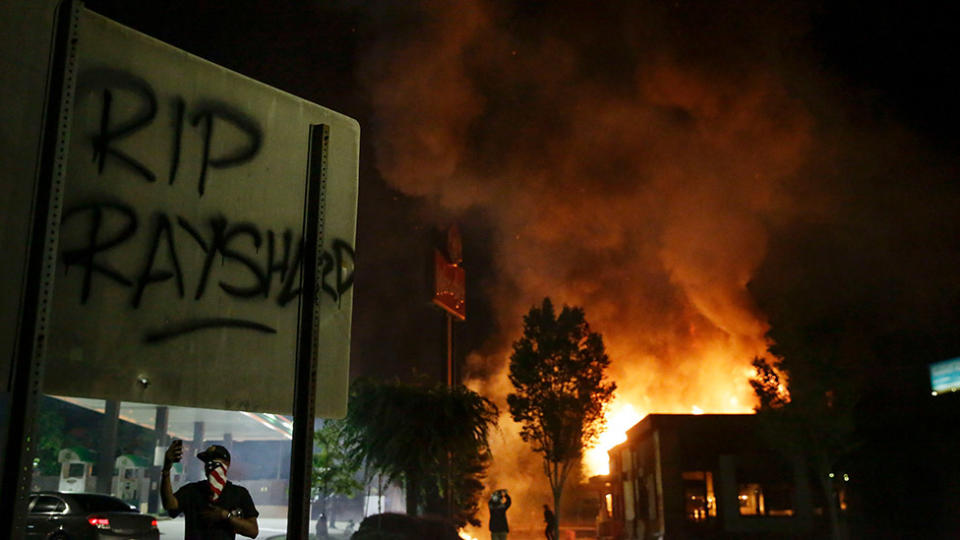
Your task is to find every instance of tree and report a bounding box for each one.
[343,378,499,528]
[507,298,616,540]
[750,350,858,540]
[748,356,788,411]
[34,403,66,475]
[312,418,363,538]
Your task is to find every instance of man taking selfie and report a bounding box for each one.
[161,440,259,539]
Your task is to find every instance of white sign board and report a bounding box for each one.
[43,9,358,417]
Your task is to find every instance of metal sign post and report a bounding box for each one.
[0,1,79,535]
[287,124,329,539]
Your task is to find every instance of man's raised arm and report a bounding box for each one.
[160,440,182,514]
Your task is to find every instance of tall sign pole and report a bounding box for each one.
[446,314,454,386]
[0,1,78,535]
[432,224,465,525]
[287,124,329,539]
[433,224,466,385]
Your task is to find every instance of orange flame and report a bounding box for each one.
[581,345,762,477]
[584,403,644,475]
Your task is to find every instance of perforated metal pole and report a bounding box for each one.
[0,1,78,537]
[287,123,328,539]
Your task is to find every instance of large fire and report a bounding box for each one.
[583,349,759,477]
[572,328,767,476]
[467,340,762,536]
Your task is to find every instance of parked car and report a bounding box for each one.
[26,491,159,539]
[351,513,459,540]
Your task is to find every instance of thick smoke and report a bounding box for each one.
[359,2,812,397]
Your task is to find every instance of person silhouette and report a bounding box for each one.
[488,489,512,540]
[543,504,557,540]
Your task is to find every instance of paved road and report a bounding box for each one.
[157,518,589,539]
[157,517,350,539]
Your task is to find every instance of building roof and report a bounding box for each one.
[610,413,760,456]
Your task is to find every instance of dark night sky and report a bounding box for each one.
[82,1,960,405]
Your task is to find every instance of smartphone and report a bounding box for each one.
[171,439,183,462]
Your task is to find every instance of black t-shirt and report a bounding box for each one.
[171,480,259,540]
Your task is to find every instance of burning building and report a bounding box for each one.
[604,414,829,540]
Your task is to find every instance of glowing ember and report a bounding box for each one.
[584,403,645,475]
[459,530,479,540]
[691,405,704,415]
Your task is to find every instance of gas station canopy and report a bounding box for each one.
[55,396,293,442]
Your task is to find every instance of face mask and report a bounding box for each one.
[205,461,228,501]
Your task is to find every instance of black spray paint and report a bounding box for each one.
[62,69,355,342]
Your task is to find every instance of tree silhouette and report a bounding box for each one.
[750,349,859,540]
[343,378,498,527]
[507,298,616,540]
